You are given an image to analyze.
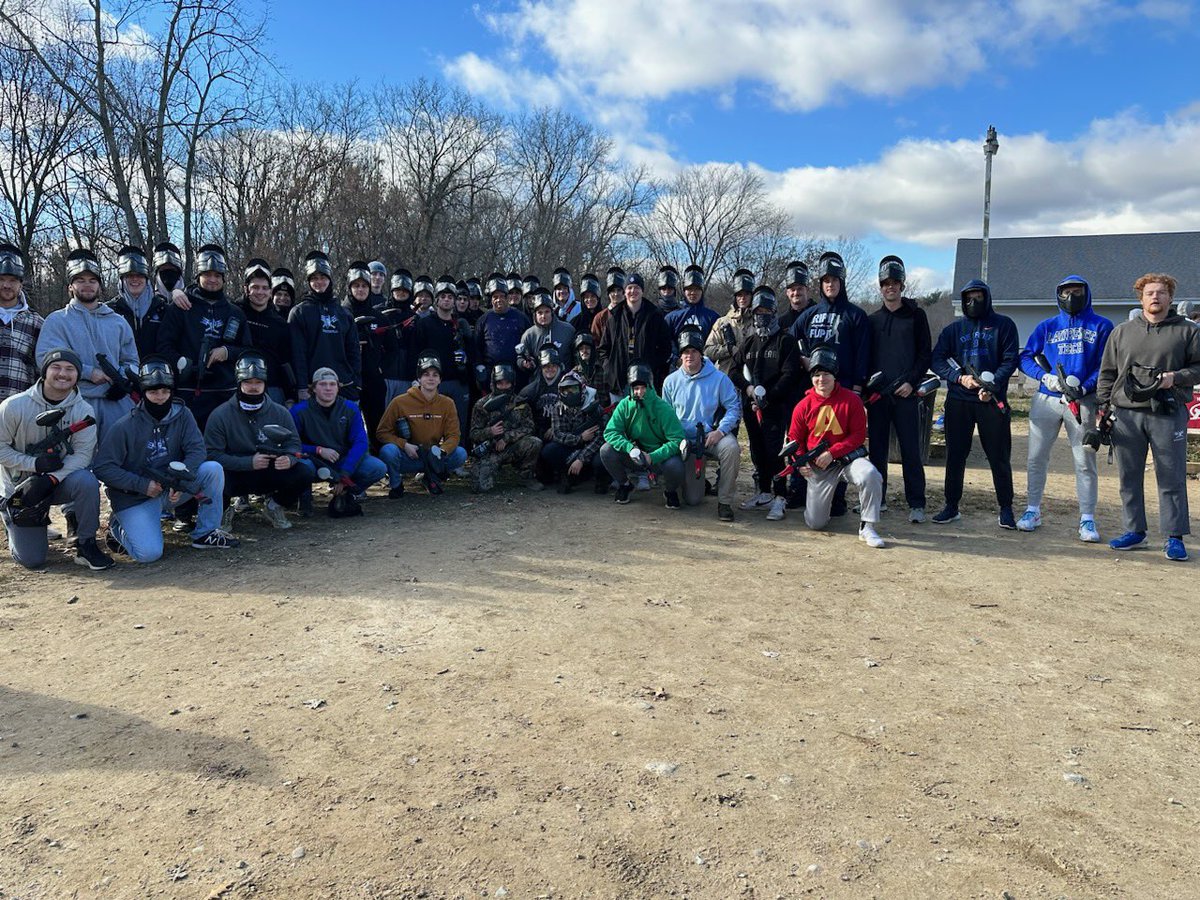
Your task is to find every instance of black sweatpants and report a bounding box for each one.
[868,394,927,510]
[942,398,1012,508]
[745,409,787,495]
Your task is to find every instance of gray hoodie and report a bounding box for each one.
[35,299,139,400]
[1097,311,1200,410]
[0,381,96,496]
[92,399,207,511]
[204,394,300,471]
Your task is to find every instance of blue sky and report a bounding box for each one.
[264,0,1200,292]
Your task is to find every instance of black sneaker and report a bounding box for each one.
[74,537,115,571]
[717,502,734,522]
[931,506,961,524]
[298,492,314,517]
[615,483,633,504]
[105,531,127,556]
[191,529,240,550]
[388,484,405,500]
[998,506,1017,530]
[664,490,681,510]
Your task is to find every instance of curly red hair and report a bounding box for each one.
[1134,273,1176,298]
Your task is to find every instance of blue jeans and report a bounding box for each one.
[296,453,386,496]
[378,443,467,488]
[109,461,225,563]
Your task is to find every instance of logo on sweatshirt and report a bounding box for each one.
[320,313,340,334]
[814,405,845,437]
[200,315,223,338]
[144,433,169,466]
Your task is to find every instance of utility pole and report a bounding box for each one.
[981,125,999,282]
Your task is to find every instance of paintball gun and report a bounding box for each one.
[471,392,515,459]
[742,363,766,423]
[1034,352,1106,451]
[679,422,710,478]
[915,374,941,397]
[778,438,867,478]
[1089,405,1116,460]
[515,342,535,369]
[864,371,939,404]
[25,408,96,456]
[254,423,309,461]
[95,353,139,402]
[192,317,243,396]
[144,460,211,504]
[951,358,1007,413]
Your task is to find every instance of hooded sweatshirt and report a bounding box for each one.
[93,398,206,511]
[0,380,97,496]
[603,385,685,466]
[36,299,139,400]
[0,291,43,400]
[518,318,576,367]
[868,296,933,389]
[157,284,251,392]
[661,356,741,436]
[790,288,872,388]
[240,299,293,393]
[665,301,720,344]
[1017,276,1113,397]
[375,385,460,454]
[931,280,1020,403]
[288,288,361,388]
[787,383,868,459]
[1097,310,1200,410]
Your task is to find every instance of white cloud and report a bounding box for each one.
[758,108,1200,248]
[453,0,1123,113]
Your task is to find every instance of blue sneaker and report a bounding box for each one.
[1016,509,1041,531]
[1165,538,1189,561]
[1109,531,1147,551]
[1078,519,1100,543]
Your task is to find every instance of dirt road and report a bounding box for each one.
[2,429,1197,899]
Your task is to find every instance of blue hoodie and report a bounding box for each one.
[1017,275,1113,396]
[661,357,742,436]
[931,280,1020,403]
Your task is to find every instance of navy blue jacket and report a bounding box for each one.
[931,280,1020,402]
[789,293,871,389]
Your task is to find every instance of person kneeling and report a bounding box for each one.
[540,371,605,493]
[94,358,235,559]
[375,352,467,497]
[204,353,309,529]
[788,348,885,548]
[600,363,685,508]
[292,367,386,514]
[469,364,542,493]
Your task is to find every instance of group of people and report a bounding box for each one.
[0,236,1196,573]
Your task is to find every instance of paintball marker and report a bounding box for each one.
[255,423,308,460]
[144,460,211,504]
[515,342,535,369]
[679,422,709,478]
[951,358,1007,412]
[25,408,96,456]
[1089,405,1116,460]
[778,438,867,478]
[1033,352,1083,424]
[95,353,139,402]
[418,445,450,495]
[193,317,243,396]
[471,392,515,458]
[915,374,941,397]
[864,371,939,404]
[742,364,766,423]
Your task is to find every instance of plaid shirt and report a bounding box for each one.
[0,303,43,401]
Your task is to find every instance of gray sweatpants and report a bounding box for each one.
[681,433,741,506]
[1026,391,1098,518]
[805,457,882,529]
[2,469,102,568]
[1112,406,1190,537]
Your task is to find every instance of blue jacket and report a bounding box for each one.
[665,303,720,344]
[291,396,369,475]
[931,280,1020,402]
[661,357,742,436]
[1017,276,1113,396]
[789,294,871,388]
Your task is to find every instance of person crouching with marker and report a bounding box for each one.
[787,347,885,548]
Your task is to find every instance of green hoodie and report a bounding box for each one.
[603,386,685,466]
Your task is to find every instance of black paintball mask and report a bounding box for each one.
[558,374,584,408]
[962,290,989,319]
[491,364,515,393]
[1056,279,1088,317]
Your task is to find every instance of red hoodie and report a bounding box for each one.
[787,384,867,458]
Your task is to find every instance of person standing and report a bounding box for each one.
[288,250,361,403]
[343,260,388,439]
[665,264,720,344]
[0,242,43,401]
[1015,275,1113,540]
[704,268,755,376]
[1097,273,1200,561]
[777,260,813,332]
[37,248,139,444]
[597,273,673,397]
[930,279,1020,528]
[412,275,474,435]
[239,258,294,404]
[108,244,170,361]
[866,255,932,522]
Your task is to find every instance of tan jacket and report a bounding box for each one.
[376,385,460,454]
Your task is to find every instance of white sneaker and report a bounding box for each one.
[908,507,926,524]
[1016,509,1041,532]
[263,499,292,530]
[765,497,786,521]
[740,491,773,511]
[1079,519,1100,543]
[859,523,885,548]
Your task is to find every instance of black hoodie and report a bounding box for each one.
[287,288,361,389]
[868,297,932,389]
[157,284,251,392]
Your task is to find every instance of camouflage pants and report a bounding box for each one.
[470,435,543,492]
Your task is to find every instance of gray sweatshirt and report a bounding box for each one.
[36,299,139,400]
[204,395,301,471]
[0,381,96,496]
[92,400,207,511]
[1097,311,1200,410]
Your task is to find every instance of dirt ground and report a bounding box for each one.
[1,423,1197,900]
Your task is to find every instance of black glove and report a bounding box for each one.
[104,382,129,402]
[34,452,64,474]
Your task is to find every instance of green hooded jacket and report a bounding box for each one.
[603,386,685,466]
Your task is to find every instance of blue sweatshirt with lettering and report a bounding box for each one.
[1017,275,1113,397]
